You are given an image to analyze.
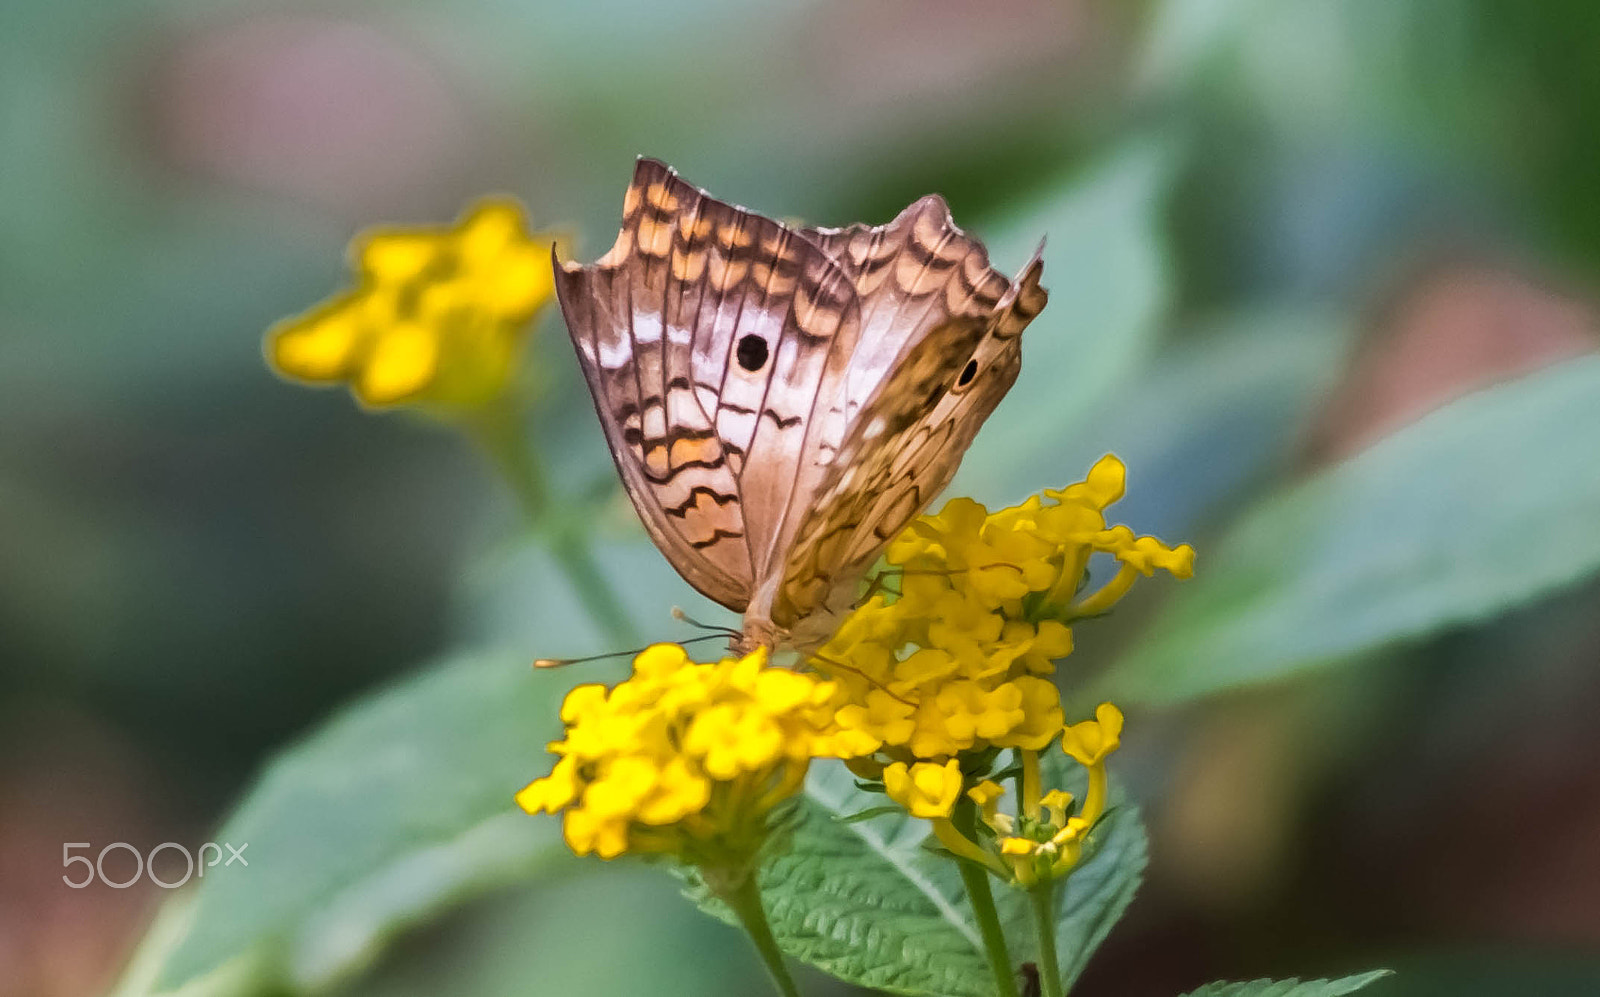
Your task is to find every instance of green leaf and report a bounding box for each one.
[1034,305,1352,541]
[1036,749,1147,992]
[1047,798,1146,990]
[832,805,907,825]
[1180,971,1392,997]
[1099,353,1600,705]
[346,865,776,997]
[109,895,275,997]
[690,759,1147,997]
[1135,0,1266,95]
[1357,950,1600,996]
[149,651,570,992]
[952,134,1180,507]
[747,762,999,997]
[124,534,697,995]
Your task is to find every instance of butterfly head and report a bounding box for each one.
[732,616,784,656]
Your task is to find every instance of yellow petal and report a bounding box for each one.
[967,780,1005,809]
[357,323,439,405]
[457,199,524,265]
[268,308,363,381]
[1000,837,1036,857]
[359,231,440,283]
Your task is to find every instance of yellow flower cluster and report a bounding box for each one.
[516,644,851,861]
[267,199,560,409]
[937,704,1125,887]
[818,455,1192,779]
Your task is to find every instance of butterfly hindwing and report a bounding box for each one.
[775,238,1048,634]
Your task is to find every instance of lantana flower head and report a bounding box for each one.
[814,455,1192,779]
[268,199,562,409]
[518,643,858,862]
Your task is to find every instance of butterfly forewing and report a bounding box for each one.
[555,159,861,614]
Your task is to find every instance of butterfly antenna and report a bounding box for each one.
[533,634,726,670]
[671,606,743,641]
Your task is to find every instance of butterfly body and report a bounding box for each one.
[555,159,1047,655]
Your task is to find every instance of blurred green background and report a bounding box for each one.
[4,1,1600,995]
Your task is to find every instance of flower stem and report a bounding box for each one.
[718,872,803,997]
[465,397,638,644]
[468,396,552,521]
[953,800,1020,997]
[959,860,1020,997]
[1071,564,1138,618]
[1028,885,1065,997]
[934,819,1008,876]
[1081,762,1107,828]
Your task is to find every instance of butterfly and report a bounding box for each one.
[553,158,1047,655]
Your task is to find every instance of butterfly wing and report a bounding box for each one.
[554,159,861,614]
[774,227,1048,638]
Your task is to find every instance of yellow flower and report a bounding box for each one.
[995,676,1064,750]
[686,704,784,780]
[1060,702,1122,837]
[1060,703,1124,767]
[805,456,1183,892]
[517,644,852,862]
[1040,789,1074,827]
[268,199,561,410]
[833,688,917,755]
[959,760,1101,887]
[883,759,964,819]
[1000,837,1036,857]
[811,455,1189,781]
[933,681,1024,744]
[967,779,1014,835]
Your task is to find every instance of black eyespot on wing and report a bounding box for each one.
[736,334,769,372]
[956,358,978,387]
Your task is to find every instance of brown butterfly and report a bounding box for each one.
[553,158,1047,655]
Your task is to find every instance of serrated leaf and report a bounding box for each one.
[1039,752,1147,991]
[687,759,1147,997]
[1100,353,1600,705]
[1181,970,1392,997]
[750,762,997,997]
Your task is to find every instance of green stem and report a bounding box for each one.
[719,872,803,997]
[959,861,1020,997]
[954,801,1020,997]
[465,398,638,644]
[467,396,549,517]
[1028,885,1065,997]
